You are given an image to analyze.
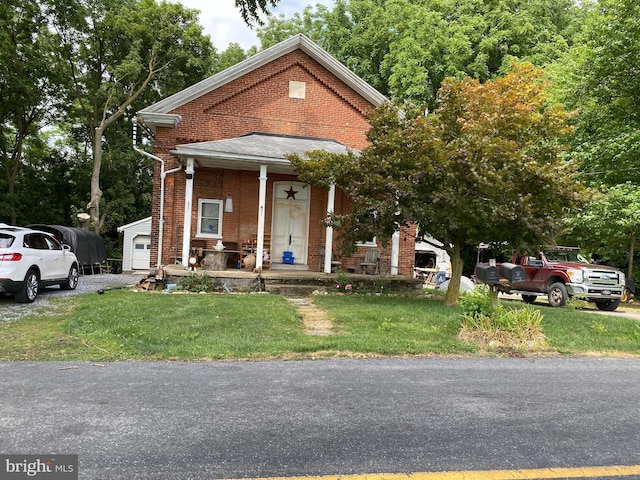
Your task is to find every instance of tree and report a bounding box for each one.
[292,63,584,305]
[46,0,213,233]
[212,43,250,74]
[568,183,640,280]
[550,0,640,185]
[258,0,586,106]
[235,0,280,25]
[0,0,62,224]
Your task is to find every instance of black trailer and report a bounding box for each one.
[28,224,107,274]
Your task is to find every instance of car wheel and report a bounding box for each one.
[61,264,79,290]
[521,294,537,304]
[547,282,568,307]
[595,299,620,311]
[16,269,39,303]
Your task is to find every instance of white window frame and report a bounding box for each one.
[357,238,377,247]
[196,199,223,239]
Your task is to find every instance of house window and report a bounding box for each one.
[197,199,223,238]
[356,211,377,247]
[357,237,377,247]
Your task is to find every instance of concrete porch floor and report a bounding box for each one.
[162,264,423,296]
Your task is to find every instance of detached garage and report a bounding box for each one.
[118,217,152,272]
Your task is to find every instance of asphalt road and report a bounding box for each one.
[1,358,640,479]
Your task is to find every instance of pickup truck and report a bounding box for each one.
[498,247,625,311]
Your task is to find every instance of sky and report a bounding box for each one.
[170,0,335,51]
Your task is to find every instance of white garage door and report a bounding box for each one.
[132,235,151,270]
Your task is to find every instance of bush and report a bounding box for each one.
[459,285,495,318]
[566,296,588,310]
[334,271,354,293]
[177,274,214,293]
[458,287,547,353]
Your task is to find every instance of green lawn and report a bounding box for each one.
[0,291,639,361]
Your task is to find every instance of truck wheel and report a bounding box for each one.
[548,283,568,307]
[522,295,537,304]
[595,299,620,311]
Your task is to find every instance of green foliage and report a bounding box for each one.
[45,0,215,231]
[565,296,588,311]
[460,305,547,353]
[458,286,494,318]
[212,43,249,74]
[567,182,640,279]
[459,287,547,352]
[292,64,583,305]
[0,0,216,232]
[258,0,586,105]
[177,274,215,293]
[334,271,354,293]
[551,0,640,186]
[235,0,279,26]
[0,0,64,224]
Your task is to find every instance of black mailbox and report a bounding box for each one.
[499,262,525,284]
[475,263,500,284]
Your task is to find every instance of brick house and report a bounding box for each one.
[136,34,416,276]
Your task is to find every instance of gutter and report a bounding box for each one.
[132,117,183,273]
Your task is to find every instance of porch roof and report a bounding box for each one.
[172,132,356,174]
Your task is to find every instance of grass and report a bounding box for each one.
[1,291,640,361]
[541,304,640,354]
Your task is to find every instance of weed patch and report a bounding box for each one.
[457,287,547,354]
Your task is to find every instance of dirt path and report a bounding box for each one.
[287,297,334,336]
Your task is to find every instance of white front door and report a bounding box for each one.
[132,234,151,270]
[271,182,309,265]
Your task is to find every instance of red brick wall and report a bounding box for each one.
[150,49,416,276]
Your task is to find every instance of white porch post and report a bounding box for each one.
[390,230,400,276]
[256,165,268,271]
[324,183,336,274]
[181,158,195,267]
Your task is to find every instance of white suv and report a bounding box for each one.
[0,225,79,303]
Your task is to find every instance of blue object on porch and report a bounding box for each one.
[282,251,295,264]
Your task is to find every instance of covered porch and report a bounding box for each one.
[164,132,405,276]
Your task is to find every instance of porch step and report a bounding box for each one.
[264,284,329,297]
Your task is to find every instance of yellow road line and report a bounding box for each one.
[226,465,640,480]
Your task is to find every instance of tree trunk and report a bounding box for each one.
[87,126,103,234]
[444,242,463,306]
[81,58,157,236]
[7,109,25,226]
[8,162,17,225]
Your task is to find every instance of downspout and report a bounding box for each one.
[132,117,183,272]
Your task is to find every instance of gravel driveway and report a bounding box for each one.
[0,273,143,323]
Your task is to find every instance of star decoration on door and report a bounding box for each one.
[285,186,299,199]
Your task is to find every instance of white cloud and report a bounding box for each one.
[171,0,334,50]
